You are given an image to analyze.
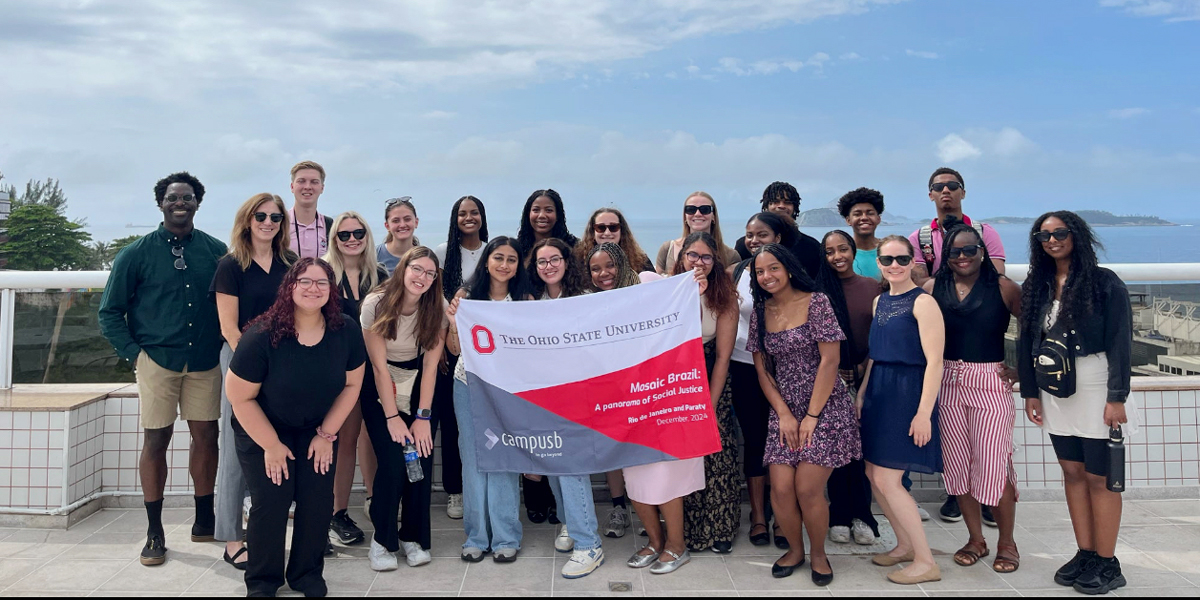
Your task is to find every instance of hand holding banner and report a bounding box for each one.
[455,273,721,475]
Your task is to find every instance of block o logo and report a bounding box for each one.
[471,325,496,355]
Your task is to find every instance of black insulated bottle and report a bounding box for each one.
[1106,426,1125,493]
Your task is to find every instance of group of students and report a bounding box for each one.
[98,162,1137,597]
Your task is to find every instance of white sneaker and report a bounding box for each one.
[400,541,432,567]
[604,506,629,538]
[828,525,851,543]
[555,524,574,552]
[562,547,605,579]
[369,539,398,571]
[446,494,464,520]
[851,519,875,545]
[916,506,931,522]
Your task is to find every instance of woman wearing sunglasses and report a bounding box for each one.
[377,197,420,275]
[1017,211,1138,595]
[577,208,654,274]
[210,193,295,570]
[655,192,739,276]
[920,219,1023,575]
[322,212,389,547]
[857,236,945,585]
[225,258,366,597]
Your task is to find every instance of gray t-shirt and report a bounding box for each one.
[376,243,402,275]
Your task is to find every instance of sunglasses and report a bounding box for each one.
[877,254,912,267]
[593,223,620,234]
[1033,228,1071,243]
[253,212,284,223]
[684,205,714,216]
[930,181,963,192]
[385,196,413,208]
[171,245,186,270]
[336,229,367,242]
[947,244,982,259]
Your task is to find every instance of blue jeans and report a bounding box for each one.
[453,379,522,551]
[549,475,602,551]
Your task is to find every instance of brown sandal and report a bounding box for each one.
[953,539,990,567]
[993,543,1020,573]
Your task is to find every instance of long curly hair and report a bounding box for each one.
[586,242,641,291]
[248,258,345,347]
[464,236,531,301]
[1020,210,1104,334]
[671,232,738,317]
[576,207,651,272]
[932,218,1000,294]
[228,193,294,271]
[530,238,587,299]
[367,246,444,352]
[516,189,578,262]
[749,244,818,378]
[818,230,857,369]
[442,195,489,301]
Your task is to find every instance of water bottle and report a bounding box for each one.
[403,442,424,483]
[1106,426,1125,493]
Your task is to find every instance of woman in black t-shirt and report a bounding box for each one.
[226,258,366,598]
[210,192,295,569]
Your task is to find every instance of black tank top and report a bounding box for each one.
[934,278,1010,363]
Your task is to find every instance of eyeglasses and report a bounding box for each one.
[684,205,714,216]
[593,223,620,234]
[1033,228,1071,243]
[685,251,714,265]
[171,245,186,270]
[930,181,963,193]
[407,264,437,281]
[535,255,564,269]
[336,229,367,242]
[253,212,284,223]
[164,194,196,204]
[877,255,913,267]
[947,244,982,259]
[296,278,331,289]
[385,196,413,208]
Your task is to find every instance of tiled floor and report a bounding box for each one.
[0,499,1196,597]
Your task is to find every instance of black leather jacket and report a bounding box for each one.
[1017,268,1132,403]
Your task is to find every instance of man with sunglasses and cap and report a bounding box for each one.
[288,160,335,259]
[909,167,1006,286]
[100,171,228,567]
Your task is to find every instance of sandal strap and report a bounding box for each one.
[661,548,682,561]
[640,545,659,555]
[232,547,248,560]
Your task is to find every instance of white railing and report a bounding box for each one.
[3,264,1200,389]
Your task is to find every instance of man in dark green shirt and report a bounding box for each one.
[99,172,227,567]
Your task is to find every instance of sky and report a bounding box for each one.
[1,0,1199,242]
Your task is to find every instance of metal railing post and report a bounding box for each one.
[1,288,15,389]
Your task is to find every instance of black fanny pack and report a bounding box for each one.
[1035,320,1076,398]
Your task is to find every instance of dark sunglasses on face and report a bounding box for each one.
[877,254,912,267]
[171,245,186,270]
[684,205,714,216]
[930,181,963,193]
[593,223,621,234]
[1033,228,1071,243]
[336,229,367,242]
[947,244,982,259]
[253,212,284,223]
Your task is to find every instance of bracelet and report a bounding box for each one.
[316,426,338,442]
[415,415,431,421]
[385,413,401,420]
[806,412,821,420]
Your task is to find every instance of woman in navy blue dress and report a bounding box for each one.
[857,235,945,586]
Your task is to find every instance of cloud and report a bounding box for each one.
[936,134,982,162]
[906,49,940,59]
[422,110,457,120]
[1108,107,1151,119]
[1099,0,1200,21]
[0,0,908,96]
[839,52,863,61]
[715,57,805,76]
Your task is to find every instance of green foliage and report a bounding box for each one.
[8,177,69,214]
[108,234,142,257]
[1,204,93,270]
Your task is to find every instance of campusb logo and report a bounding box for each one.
[483,428,564,455]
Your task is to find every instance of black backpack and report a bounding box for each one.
[1035,318,1077,398]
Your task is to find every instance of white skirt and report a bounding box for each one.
[623,458,705,506]
[1042,352,1141,440]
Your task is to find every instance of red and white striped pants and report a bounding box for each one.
[939,360,1019,506]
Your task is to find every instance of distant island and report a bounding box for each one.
[798,208,1175,227]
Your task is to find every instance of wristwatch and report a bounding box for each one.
[416,408,433,420]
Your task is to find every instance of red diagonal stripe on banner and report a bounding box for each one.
[512,339,722,459]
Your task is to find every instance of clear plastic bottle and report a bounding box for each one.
[403,442,424,483]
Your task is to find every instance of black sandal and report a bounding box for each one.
[223,546,248,571]
[749,522,770,546]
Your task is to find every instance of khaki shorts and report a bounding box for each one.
[136,350,221,429]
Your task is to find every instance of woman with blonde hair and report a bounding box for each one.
[655,192,740,275]
[323,211,388,547]
[211,192,295,570]
[576,207,654,274]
